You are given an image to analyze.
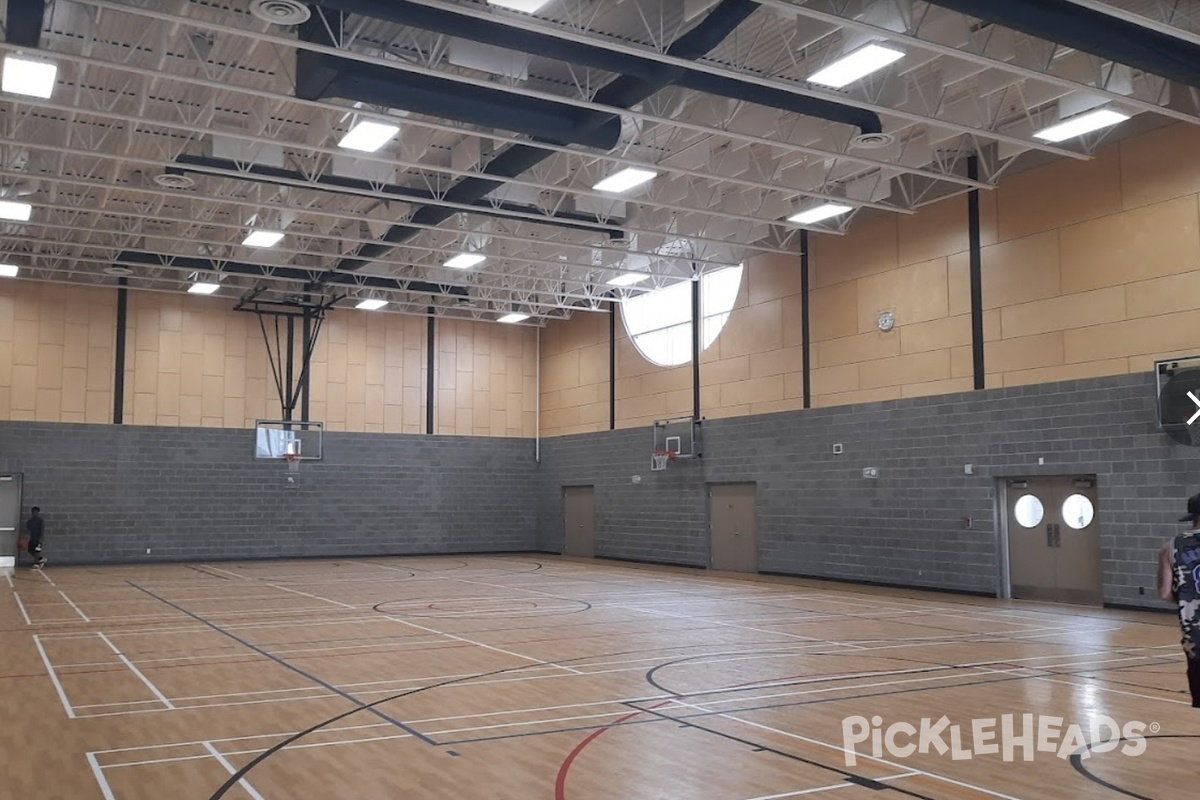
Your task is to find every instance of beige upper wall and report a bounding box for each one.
[0,281,115,424]
[537,120,1200,431]
[3,285,536,436]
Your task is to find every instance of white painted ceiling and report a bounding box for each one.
[1,0,1198,323]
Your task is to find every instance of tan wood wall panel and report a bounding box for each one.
[0,281,113,423]
[548,122,1200,414]
[3,285,529,436]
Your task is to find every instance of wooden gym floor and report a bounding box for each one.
[1,555,1191,799]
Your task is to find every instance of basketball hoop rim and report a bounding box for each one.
[652,449,677,459]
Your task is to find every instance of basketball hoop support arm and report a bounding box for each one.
[237,293,342,422]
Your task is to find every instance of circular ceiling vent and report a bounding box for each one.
[153,173,194,189]
[104,266,134,276]
[250,0,311,25]
[851,132,895,149]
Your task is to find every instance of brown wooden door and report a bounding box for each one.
[1054,479,1102,605]
[563,486,595,558]
[710,483,757,573]
[1008,476,1102,605]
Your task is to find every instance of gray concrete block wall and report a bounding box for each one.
[538,372,1199,609]
[0,422,539,564]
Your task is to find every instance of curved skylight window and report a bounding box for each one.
[620,264,744,367]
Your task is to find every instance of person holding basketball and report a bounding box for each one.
[1158,492,1200,707]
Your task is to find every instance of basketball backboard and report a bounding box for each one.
[652,416,701,460]
[255,420,323,460]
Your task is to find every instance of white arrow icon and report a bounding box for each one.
[1188,391,1200,425]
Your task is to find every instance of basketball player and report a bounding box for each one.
[23,507,46,569]
[1157,492,1200,707]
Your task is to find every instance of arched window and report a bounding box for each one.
[620,264,744,367]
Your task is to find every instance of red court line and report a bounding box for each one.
[555,700,674,800]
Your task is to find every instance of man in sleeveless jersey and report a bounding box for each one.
[1157,492,1200,707]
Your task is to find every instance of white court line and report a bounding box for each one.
[33,634,76,719]
[672,699,1025,800]
[204,564,356,610]
[381,613,585,675]
[87,752,118,800]
[203,742,267,800]
[741,781,858,800]
[4,570,12,588]
[97,632,175,710]
[612,603,868,650]
[265,582,357,610]
[36,567,55,586]
[59,590,90,622]
[1033,675,1192,707]
[13,591,31,625]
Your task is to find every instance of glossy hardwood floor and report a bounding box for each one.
[1,555,1191,799]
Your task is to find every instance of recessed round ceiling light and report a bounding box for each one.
[104,266,134,276]
[153,173,195,189]
[250,0,311,25]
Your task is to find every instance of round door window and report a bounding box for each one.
[1013,494,1044,528]
[1062,494,1095,530]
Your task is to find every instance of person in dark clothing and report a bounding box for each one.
[1158,492,1200,707]
[24,507,45,569]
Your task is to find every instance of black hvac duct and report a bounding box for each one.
[5,0,44,46]
[304,0,778,274]
[168,156,627,238]
[925,0,1200,90]
[311,0,883,136]
[112,251,470,297]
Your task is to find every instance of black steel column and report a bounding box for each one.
[112,277,128,424]
[800,230,812,409]
[691,270,701,420]
[968,156,985,389]
[426,308,435,434]
[300,306,312,421]
[609,300,616,430]
[284,316,296,421]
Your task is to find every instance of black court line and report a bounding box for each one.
[128,580,438,746]
[186,565,232,580]
[619,699,937,800]
[190,640,814,799]
[1072,734,1199,800]
[432,648,1180,749]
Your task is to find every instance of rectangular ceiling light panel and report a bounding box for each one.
[807,43,904,88]
[338,120,401,153]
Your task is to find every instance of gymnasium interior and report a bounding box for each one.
[1,0,1198,797]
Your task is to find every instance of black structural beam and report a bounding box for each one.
[691,270,701,421]
[609,298,616,430]
[426,308,435,434]
[6,0,45,47]
[112,277,128,423]
[967,156,984,389]
[800,230,811,409]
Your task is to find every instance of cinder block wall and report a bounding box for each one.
[0,423,539,563]
[538,372,1197,608]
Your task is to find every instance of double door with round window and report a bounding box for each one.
[1007,476,1102,605]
